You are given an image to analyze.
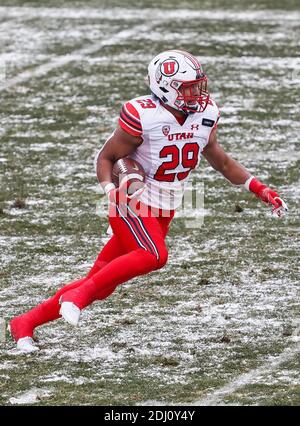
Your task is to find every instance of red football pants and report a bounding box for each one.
[10,203,174,340]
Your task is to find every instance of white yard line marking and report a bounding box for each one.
[0,24,152,93]
[193,342,300,406]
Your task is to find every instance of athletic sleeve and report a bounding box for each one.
[119,101,143,137]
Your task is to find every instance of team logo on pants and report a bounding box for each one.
[162,125,170,136]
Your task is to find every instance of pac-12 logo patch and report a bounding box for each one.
[162,125,170,136]
[160,59,179,76]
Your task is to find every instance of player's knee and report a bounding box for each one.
[55,287,65,300]
[156,248,168,270]
[139,249,168,272]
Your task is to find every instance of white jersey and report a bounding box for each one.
[119,94,220,210]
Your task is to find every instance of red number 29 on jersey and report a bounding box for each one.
[154,143,200,182]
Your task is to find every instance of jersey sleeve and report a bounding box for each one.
[208,98,220,133]
[119,101,143,137]
[213,110,221,131]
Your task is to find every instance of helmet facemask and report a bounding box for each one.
[171,77,209,113]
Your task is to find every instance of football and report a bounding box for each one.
[112,157,146,196]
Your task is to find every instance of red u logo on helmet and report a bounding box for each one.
[161,59,179,76]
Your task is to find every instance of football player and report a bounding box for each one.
[9,50,288,352]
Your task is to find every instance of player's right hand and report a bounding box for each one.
[107,187,128,205]
[107,184,144,205]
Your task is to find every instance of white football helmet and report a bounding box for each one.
[148,50,209,113]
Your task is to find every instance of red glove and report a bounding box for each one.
[245,176,288,217]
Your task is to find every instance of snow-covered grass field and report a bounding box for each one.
[0,0,299,406]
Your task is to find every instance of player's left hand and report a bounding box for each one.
[270,195,288,218]
[257,187,288,218]
[246,177,288,218]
